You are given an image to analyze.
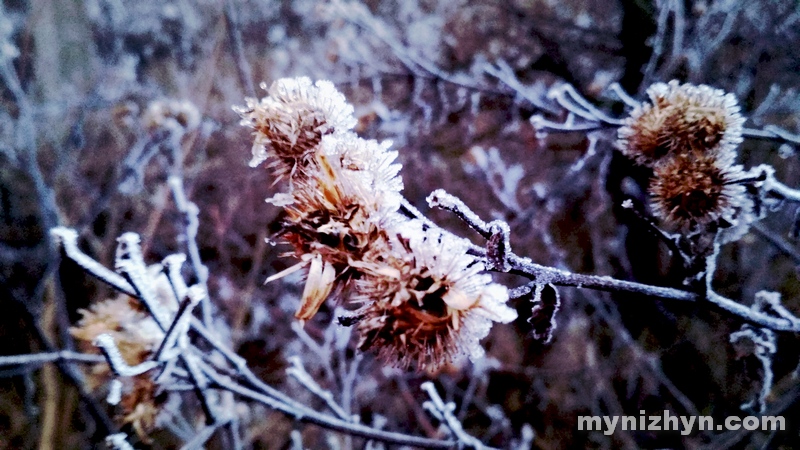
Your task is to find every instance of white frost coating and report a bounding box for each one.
[393,220,516,362]
[94,333,159,377]
[106,378,123,405]
[234,77,357,168]
[730,324,776,413]
[106,433,136,450]
[617,80,745,166]
[320,133,404,195]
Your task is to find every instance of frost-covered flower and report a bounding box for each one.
[320,132,404,195]
[349,221,517,370]
[71,296,164,365]
[142,98,201,131]
[272,152,402,320]
[69,263,179,439]
[70,295,166,439]
[234,77,357,177]
[650,152,751,228]
[617,81,744,166]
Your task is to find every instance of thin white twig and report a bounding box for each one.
[287,356,351,420]
[106,433,136,450]
[94,334,159,377]
[168,175,212,326]
[421,382,496,450]
[0,351,106,366]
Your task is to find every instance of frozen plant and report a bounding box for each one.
[237,78,517,370]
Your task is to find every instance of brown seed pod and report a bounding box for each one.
[650,152,748,228]
[617,81,744,166]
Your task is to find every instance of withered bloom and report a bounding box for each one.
[320,133,404,195]
[71,295,166,439]
[270,152,402,321]
[142,98,200,131]
[617,81,744,166]
[350,221,516,370]
[243,78,517,370]
[650,152,749,227]
[234,77,357,179]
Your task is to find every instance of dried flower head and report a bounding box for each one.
[70,295,165,438]
[234,77,357,177]
[650,152,750,227]
[143,98,201,131]
[320,133,404,195]
[617,81,744,166]
[274,152,402,320]
[350,222,517,370]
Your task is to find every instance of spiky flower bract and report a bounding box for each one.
[234,77,357,178]
[320,133,404,195]
[275,151,402,320]
[650,152,749,228]
[617,81,744,166]
[351,221,517,370]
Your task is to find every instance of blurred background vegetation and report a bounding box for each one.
[2,0,800,448]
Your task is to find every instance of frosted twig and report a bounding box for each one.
[530,114,604,132]
[107,379,123,405]
[228,415,244,450]
[607,82,639,108]
[287,356,350,420]
[163,254,190,301]
[550,84,624,125]
[642,0,672,86]
[484,60,557,113]
[429,188,800,332]
[514,424,535,450]
[155,285,205,361]
[169,175,212,326]
[179,419,227,450]
[754,291,800,325]
[115,233,171,329]
[51,227,135,297]
[426,189,512,258]
[106,433,136,450]
[94,334,159,377]
[202,362,457,448]
[421,382,496,450]
[329,0,511,99]
[763,167,800,202]
[0,351,105,367]
[730,325,776,413]
[509,281,537,299]
[566,132,600,175]
[290,430,305,450]
[705,242,800,332]
[426,189,493,238]
[620,198,692,267]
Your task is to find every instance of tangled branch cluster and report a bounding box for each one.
[236,78,517,370]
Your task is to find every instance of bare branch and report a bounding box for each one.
[168,176,213,326]
[287,356,351,421]
[0,351,106,367]
[421,381,497,450]
[203,362,458,449]
[94,334,159,377]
